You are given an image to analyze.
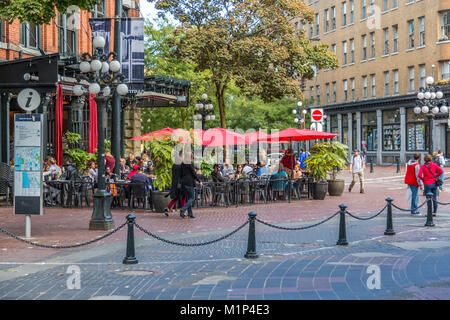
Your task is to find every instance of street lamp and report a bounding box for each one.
[414,75,448,154]
[74,35,128,231]
[194,93,215,129]
[292,100,307,129]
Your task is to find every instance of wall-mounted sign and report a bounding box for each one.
[17,88,41,112]
[310,108,324,123]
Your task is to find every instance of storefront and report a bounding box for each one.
[325,84,450,165]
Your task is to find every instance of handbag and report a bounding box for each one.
[426,164,443,187]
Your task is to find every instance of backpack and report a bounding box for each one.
[432,156,440,166]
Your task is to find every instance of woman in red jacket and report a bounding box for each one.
[418,154,444,216]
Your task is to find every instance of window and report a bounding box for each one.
[369,0,375,17]
[57,13,77,57]
[0,19,4,42]
[393,0,398,9]
[408,20,414,49]
[350,78,355,101]
[383,71,389,96]
[20,23,41,49]
[332,82,337,103]
[326,83,330,104]
[330,115,339,135]
[92,0,106,17]
[342,2,347,26]
[370,74,376,97]
[370,32,375,58]
[440,10,450,41]
[331,6,336,30]
[352,113,357,151]
[342,40,347,65]
[316,85,321,105]
[315,13,319,36]
[441,61,450,80]
[393,25,399,53]
[361,112,378,151]
[383,0,389,11]
[362,0,367,20]
[349,0,354,24]
[383,28,389,55]
[350,38,355,63]
[407,109,428,151]
[383,110,401,151]
[310,86,314,102]
[418,16,425,46]
[342,114,349,145]
[393,69,399,95]
[325,9,330,32]
[419,64,426,88]
[343,79,348,102]
[362,76,368,99]
[309,23,313,39]
[331,43,336,55]
[295,22,299,36]
[408,66,415,92]
[362,34,367,60]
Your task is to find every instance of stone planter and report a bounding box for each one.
[152,191,171,213]
[313,181,328,200]
[327,179,345,196]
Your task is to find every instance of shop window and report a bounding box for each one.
[361,112,377,151]
[406,108,428,151]
[382,109,400,151]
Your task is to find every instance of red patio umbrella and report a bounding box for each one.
[259,128,338,143]
[202,128,246,146]
[244,131,271,145]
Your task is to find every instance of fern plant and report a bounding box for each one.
[63,131,96,173]
[305,141,348,182]
[148,138,175,191]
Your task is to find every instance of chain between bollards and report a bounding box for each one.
[244,211,258,259]
[336,204,348,246]
[123,214,138,264]
[384,197,395,235]
[425,192,435,227]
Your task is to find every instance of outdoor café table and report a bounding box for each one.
[46,179,70,207]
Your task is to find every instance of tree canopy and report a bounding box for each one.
[148,0,338,129]
[0,0,100,24]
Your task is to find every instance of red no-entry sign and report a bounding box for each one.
[311,108,324,122]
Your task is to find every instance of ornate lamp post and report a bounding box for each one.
[292,101,307,130]
[414,75,448,155]
[194,93,215,129]
[73,35,128,231]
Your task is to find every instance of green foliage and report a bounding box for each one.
[0,0,101,25]
[304,141,348,182]
[148,138,175,191]
[62,131,95,173]
[200,161,214,178]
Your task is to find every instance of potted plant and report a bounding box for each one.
[63,131,96,174]
[304,141,348,199]
[325,141,348,196]
[148,138,175,212]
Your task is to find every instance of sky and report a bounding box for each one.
[139,0,158,20]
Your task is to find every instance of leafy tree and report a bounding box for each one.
[0,0,100,24]
[149,0,338,130]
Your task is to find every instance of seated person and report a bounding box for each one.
[243,162,254,176]
[257,161,269,177]
[119,158,129,174]
[105,166,113,181]
[144,162,157,179]
[195,168,208,182]
[293,164,303,179]
[232,164,247,180]
[211,164,226,182]
[222,160,234,177]
[128,164,140,180]
[270,165,288,195]
[88,162,98,184]
[130,167,152,202]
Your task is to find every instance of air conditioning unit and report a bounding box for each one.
[122,0,135,9]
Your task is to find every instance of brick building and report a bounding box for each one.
[297,0,450,164]
[0,0,190,165]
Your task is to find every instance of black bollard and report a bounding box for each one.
[244,211,259,259]
[370,157,374,173]
[336,204,349,246]
[123,214,139,264]
[384,197,395,235]
[425,192,435,227]
[396,157,400,173]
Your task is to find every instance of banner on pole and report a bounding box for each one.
[89,18,112,55]
[120,18,145,94]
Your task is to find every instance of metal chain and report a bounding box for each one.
[436,201,450,205]
[0,222,127,249]
[344,204,388,221]
[391,200,427,212]
[134,221,249,247]
[255,211,340,231]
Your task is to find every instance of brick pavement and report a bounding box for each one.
[1,166,450,300]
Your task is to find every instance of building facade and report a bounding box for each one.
[298,0,450,164]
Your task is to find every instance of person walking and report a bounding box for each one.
[438,150,446,191]
[405,153,423,215]
[348,149,365,194]
[179,154,203,218]
[419,154,444,216]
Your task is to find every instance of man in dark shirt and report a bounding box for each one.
[125,153,137,168]
[211,164,226,182]
[130,167,151,193]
